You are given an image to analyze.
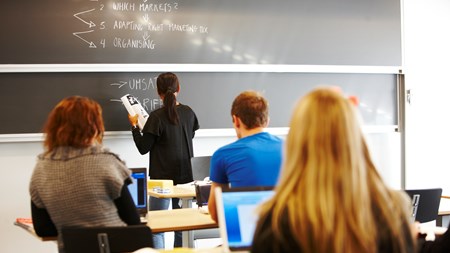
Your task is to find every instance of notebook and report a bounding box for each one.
[128,168,148,223]
[215,186,274,252]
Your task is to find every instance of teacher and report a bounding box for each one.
[128,72,200,249]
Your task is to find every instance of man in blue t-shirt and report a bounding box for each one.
[208,90,283,222]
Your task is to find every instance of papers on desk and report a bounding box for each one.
[132,247,159,253]
[152,188,172,194]
[418,223,448,241]
[198,206,209,214]
[148,179,173,194]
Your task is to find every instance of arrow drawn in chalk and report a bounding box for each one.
[110,81,127,88]
[143,32,150,40]
[73,30,97,48]
[73,9,96,28]
[143,14,149,23]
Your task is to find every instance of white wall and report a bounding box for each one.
[403,0,450,195]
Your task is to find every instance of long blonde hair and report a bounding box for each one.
[259,87,412,253]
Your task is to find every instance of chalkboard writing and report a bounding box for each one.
[0,72,397,134]
[0,0,401,65]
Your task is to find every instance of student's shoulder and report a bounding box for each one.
[258,133,283,147]
[93,146,127,165]
[212,141,244,160]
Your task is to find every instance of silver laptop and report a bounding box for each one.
[128,168,148,223]
[215,186,274,252]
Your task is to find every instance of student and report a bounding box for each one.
[208,90,283,223]
[251,88,415,253]
[29,96,140,253]
[129,72,199,248]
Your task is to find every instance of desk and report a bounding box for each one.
[148,184,200,247]
[15,209,217,246]
[148,185,196,208]
[13,221,56,241]
[147,208,217,233]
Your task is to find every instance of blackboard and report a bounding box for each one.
[0,72,397,134]
[0,0,401,65]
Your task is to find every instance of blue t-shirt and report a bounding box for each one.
[210,132,283,187]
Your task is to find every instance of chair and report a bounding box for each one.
[191,156,211,181]
[190,156,221,247]
[62,225,153,253]
[405,188,442,223]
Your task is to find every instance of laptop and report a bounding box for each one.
[215,186,274,252]
[405,188,442,223]
[127,168,148,224]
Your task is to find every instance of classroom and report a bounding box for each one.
[1,0,450,252]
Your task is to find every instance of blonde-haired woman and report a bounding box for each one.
[251,88,415,253]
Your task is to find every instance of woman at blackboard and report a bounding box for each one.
[129,72,199,248]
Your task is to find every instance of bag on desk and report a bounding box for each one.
[195,183,211,207]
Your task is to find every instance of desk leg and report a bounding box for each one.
[182,230,194,248]
[182,198,192,208]
[181,198,194,248]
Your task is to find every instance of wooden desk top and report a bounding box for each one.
[14,221,56,241]
[148,185,196,199]
[16,208,217,241]
[146,208,217,233]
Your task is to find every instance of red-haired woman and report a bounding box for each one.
[30,96,140,252]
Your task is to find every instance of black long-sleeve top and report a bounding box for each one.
[132,104,199,185]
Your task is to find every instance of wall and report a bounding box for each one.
[403,0,450,195]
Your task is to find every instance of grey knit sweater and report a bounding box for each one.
[29,144,132,252]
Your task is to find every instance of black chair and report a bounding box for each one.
[62,225,153,253]
[190,156,220,247]
[191,156,211,181]
[405,188,442,223]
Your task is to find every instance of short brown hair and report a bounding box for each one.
[231,90,269,129]
[43,96,104,152]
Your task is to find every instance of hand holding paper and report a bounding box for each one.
[128,114,139,126]
[121,94,149,130]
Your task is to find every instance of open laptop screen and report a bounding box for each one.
[127,168,148,216]
[215,187,274,251]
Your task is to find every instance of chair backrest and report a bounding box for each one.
[405,188,442,223]
[62,225,153,253]
[191,156,211,181]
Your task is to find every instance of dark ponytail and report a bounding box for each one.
[157,72,179,124]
